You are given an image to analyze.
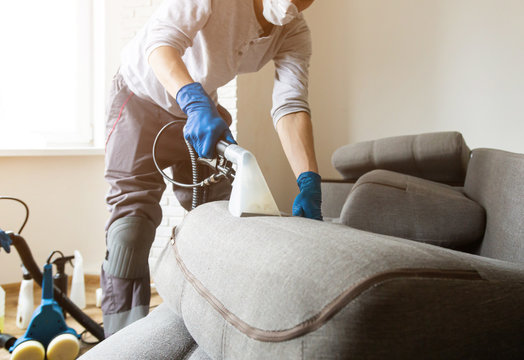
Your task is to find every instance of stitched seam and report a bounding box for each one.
[350,180,407,194]
[174,239,483,343]
[106,273,116,314]
[179,271,187,313]
[350,178,471,201]
[105,92,134,149]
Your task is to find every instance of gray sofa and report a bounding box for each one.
[81,133,524,359]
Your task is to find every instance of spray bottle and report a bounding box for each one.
[16,265,34,329]
[70,250,86,309]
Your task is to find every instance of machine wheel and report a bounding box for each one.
[46,333,80,360]
[10,340,45,360]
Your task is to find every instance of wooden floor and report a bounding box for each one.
[1,276,162,359]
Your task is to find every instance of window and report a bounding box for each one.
[0,0,98,149]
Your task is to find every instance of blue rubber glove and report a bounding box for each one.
[176,82,236,158]
[292,171,323,220]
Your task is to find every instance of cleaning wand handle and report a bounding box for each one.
[216,140,231,157]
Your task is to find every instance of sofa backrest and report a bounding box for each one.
[332,132,471,186]
[464,148,524,263]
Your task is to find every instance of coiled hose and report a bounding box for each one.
[184,138,207,209]
[153,121,211,210]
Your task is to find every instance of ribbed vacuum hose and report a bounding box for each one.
[185,138,203,209]
[154,121,221,209]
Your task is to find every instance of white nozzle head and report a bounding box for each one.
[224,145,280,217]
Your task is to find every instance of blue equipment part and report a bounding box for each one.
[9,263,80,353]
[0,229,11,253]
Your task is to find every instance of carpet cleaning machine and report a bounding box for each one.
[0,127,278,359]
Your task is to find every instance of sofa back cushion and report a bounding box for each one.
[464,148,524,263]
[340,170,486,250]
[332,132,471,185]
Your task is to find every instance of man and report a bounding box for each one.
[102,0,321,337]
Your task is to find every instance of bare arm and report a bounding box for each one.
[148,46,194,98]
[276,111,319,178]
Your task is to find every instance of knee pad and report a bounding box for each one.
[103,216,156,279]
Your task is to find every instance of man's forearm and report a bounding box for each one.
[276,111,319,178]
[148,46,194,98]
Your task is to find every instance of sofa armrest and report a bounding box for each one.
[321,179,353,220]
[152,202,524,360]
[332,132,471,185]
[78,304,198,360]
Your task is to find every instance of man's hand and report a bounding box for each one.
[292,171,322,220]
[176,82,236,158]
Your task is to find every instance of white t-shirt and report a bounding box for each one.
[119,0,312,127]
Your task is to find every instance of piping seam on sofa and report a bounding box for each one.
[350,180,407,194]
[350,179,465,199]
[173,240,483,342]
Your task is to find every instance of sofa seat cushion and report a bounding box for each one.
[152,202,524,359]
[340,170,485,249]
[332,132,471,185]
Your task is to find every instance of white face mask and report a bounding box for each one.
[262,0,299,26]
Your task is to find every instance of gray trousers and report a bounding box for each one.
[102,72,231,337]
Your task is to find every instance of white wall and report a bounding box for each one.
[339,0,524,152]
[0,157,107,284]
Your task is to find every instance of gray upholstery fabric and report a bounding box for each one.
[320,180,353,220]
[79,303,195,360]
[332,132,471,185]
[464,148,524,263]
[185,345,213,360]
[304,275,524,360]
[152,201,524,359]
[339,169,486,249]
